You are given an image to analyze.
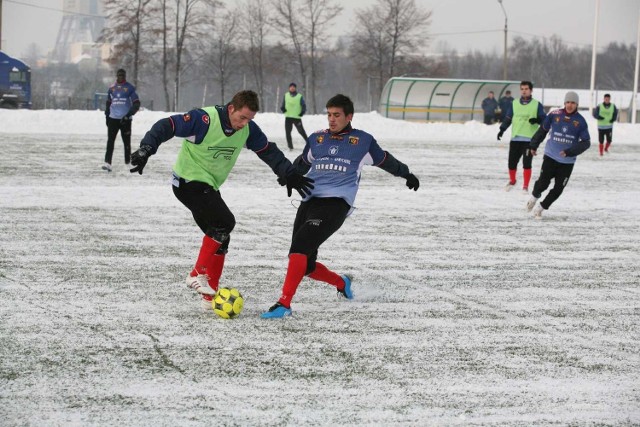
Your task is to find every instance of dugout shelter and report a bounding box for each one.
[378,77,521,122]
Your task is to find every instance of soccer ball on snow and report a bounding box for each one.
[213,287,244,319]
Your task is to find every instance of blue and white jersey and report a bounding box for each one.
[107,81,139,119]
[299,126,389,207]
[540,108,591,164]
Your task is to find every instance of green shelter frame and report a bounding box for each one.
[378,77,522,122]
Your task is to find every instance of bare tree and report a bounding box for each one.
[170,0,220,111]
[243,0,270,108]
[350,0,431,104]
[299,0,342,113]
[101,0,156,86]
[208,9,239,103]
[271,0,307,97]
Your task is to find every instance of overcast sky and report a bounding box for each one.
[1,0,638,60]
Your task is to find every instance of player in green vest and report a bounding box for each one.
[497,81,546,193]
[128,90,314,310]
[280,82,309,150]
[592,93,618,156]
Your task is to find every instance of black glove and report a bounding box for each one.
[299,112,304,117]
[404,173,419,191]
[497,129,504,141]
[281,108,286,113]
[528,117,539,125]
[120,115,131,124]
[130,145,153,175]
[609,118,614,123]
[280,173,314,197]
[597,115,604,120]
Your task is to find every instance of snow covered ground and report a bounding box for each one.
[1,109,639,425]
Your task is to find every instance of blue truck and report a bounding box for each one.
[0,51,32,109]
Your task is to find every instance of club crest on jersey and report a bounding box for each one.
[330,134,342,140]
[554,116,561,123]
[183,113,191,122]
[329,146,339,155]
[572,120,580,127]
[202,114,210,125]
[316,135,324,144]
[348,136,359,145]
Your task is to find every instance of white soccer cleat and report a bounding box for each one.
[533,204,544,219]
[200,295,213,310]
[526,196,539,212]
[101,162,112,172]
[505,181,515,192]
[185,273,216,295]
[521,187,529,194]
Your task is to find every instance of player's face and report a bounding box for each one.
[228,105,256,130]
[116,72,125,83]
[326,107,352,133]
[565,101,577,114]
[520,85,531,98]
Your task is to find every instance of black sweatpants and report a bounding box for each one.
[285,117,308,149]
[172,178,235,253]
[289,197,351,274]
[508,141,533,170]
[105,117,132,164]
[598,129,612,144]
[532,155,575,210]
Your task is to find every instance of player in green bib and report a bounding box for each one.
[129,90,314,310]
[280,82,309,150]
[592,93,618,156]
[497,81,546,193]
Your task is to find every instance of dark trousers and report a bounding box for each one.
[508,141,533,170]
[172,179,235,254]
[285,117,308,149]
[105,118,132,164]
[289,197,351,274]
[598,129,613,144]
[532,155,574,210]
[483,114,494,125]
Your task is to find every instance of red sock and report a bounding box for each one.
[523,169,532,189]
[605,142,611,152]
[278,253,308,308]
[599,143,604,155]
[190,235,221,277]
[205,254,225,291]
[308,262,345,289]
[508,169,516,184]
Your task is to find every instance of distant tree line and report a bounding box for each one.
[25,0,638,112]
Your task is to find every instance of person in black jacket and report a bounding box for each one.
[481,91,499,124]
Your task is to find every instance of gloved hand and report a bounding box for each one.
[130,145,153,175]
[528,117,539,125]
[280,173,314,197]
[281,108,286,113]
[120,115,131,124]
[609,118,614,123]
[299,112,304,117]
[497,129,504,141]
[597,115,604,120]
[404,173,419,191]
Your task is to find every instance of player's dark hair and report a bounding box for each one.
[604,93,611,98]
[326,94,354,116]
[230,90,260,112]
[520,81,533,90]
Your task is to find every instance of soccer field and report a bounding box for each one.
[1,113,639,425]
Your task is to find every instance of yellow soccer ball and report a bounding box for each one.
[213,287,244,319]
